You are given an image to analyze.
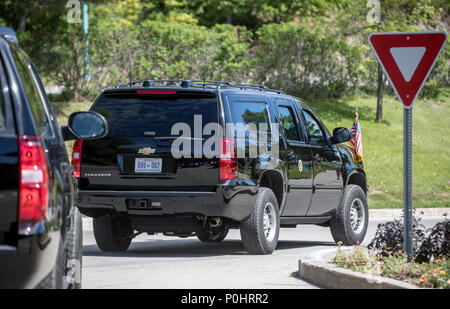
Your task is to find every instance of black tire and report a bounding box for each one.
[36,239,64,289]
[330,184,369,246]
[240,187,280,255]
[93,217,132,252]
[197,227,229,242]
[66,208,83,289]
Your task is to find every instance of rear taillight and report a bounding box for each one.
[71,140,83,178]
[220,138,238,181]
[18,136,49,233]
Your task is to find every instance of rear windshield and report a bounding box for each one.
[92,94,218,137]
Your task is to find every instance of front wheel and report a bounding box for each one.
[330,184,368,245]
[240,187,280,255]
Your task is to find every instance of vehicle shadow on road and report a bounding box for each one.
[82,239,336,258]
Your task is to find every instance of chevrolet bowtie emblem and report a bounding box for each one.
[137,147,155,155]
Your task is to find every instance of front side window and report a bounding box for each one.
[277,105,300,141]
[302,110,325,145]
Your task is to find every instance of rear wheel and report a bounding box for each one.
[240,188,280,255]
[330,184,368,245]
[66,208,83,289]
[197,227,229,242]
[93,217,132,252]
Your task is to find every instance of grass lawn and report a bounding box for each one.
[50,93,449,209]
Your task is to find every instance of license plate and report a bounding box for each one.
[135,158,162,173]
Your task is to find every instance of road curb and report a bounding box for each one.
[298,248,420,289]
[369,208,447,220]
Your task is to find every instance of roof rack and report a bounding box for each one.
[0,27,18,45]
[114,79,284,94]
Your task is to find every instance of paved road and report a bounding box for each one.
[81,218,440,289]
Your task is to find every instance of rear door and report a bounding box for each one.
[0,49,18,244]
[274,99,313,216]
[81,91,220,191]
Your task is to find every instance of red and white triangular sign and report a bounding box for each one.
[369,32,447,108]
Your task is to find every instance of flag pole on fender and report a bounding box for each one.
[350,107,363,162]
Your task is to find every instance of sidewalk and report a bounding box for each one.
[369,208,448,220]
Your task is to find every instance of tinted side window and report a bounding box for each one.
[302,111,325,145]
[277,105,300,141]
[229,100,271,135]
[11,48,52,137]
[29,64,60,143]
[230,101,270,125]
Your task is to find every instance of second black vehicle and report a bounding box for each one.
[76,80,369,254]
[0,28,108,288]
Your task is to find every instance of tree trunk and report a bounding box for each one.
[376,63,384,123]
[18,15,26,31]
[226,8,232,24]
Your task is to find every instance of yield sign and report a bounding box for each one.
[369,32,447,108]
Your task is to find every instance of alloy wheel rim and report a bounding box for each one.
[263,202,277,242]
[350,198,365,234]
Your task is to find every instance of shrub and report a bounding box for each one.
[367,212,427,258]
[368,213,450,263]
[416,217,450,263]
[254,22,364,99]
[334,244,371,273]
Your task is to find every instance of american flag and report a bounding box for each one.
[350,110,363,162]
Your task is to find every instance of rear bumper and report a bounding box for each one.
[76,181,258,221]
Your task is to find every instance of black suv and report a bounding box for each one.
[77,80,369,254]
[0,28,107,288]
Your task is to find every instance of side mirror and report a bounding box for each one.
[62,111,108,141]
[330,127,352,144]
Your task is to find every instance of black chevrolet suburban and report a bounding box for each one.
[0,28,107,288]
[76,80,369,254]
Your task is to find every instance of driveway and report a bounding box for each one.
[81,218,440,288]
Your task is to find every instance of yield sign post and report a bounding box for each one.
[369,32,447,262]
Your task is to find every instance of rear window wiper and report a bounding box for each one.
[154,136,205,141]
[154,136,178,141]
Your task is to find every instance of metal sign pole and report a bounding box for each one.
[403,107,413,262]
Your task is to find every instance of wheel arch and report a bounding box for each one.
[259,170,285,211]
[346,170,368,196]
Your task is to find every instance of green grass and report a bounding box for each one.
[307,93,450,209]
[50,93,450,209]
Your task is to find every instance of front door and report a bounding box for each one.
[301,110,343,216]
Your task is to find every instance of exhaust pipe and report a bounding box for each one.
[209,217,222,228]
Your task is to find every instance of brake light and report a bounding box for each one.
[71,140,83,178]
[137,90,177,95]
[18,136,49,233]
[220,138,238,181]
